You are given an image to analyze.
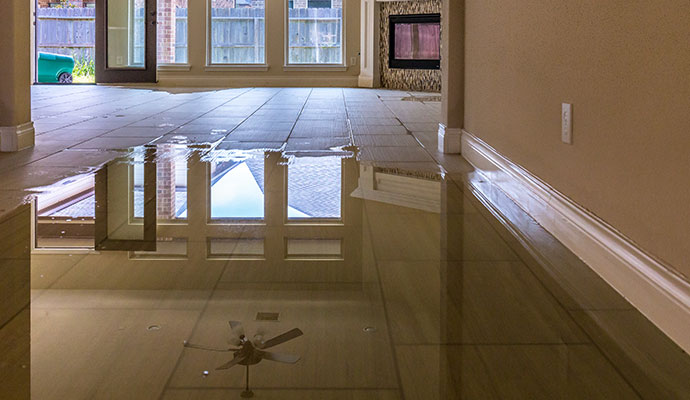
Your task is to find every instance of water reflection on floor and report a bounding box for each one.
[1,143,689,399]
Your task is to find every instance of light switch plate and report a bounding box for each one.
[562,103,573,144]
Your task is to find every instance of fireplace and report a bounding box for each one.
[389,13,441,70]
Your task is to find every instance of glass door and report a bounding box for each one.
[95,0,157,83]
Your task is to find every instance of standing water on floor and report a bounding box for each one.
[0,143,689,399]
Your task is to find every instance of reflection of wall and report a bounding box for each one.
[0,205,31,400]
[0,205,30,327]
[379,0,441,92]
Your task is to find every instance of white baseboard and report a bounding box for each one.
[0,122,35,152]
[156,75,359,88]
[461,130,690,353]
[438,124,462,154]
[358,75,375,88]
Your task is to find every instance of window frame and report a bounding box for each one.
[206,0,269,68]
[283,0,347,69]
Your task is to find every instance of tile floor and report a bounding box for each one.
[0,86,688,399]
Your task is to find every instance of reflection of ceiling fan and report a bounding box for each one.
[184,321,303,398]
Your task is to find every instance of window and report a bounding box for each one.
[287,0,343,65]
[209,0,266,64]
[157,0,189,64]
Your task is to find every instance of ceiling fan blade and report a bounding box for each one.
[229,321,242,331]
[229,321,245,336]
[258,328,303,349]
[260,351,301,364]
[216,355,247,371]
[228,321,245,345]
[183,341,237,352]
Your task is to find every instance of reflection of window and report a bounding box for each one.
[208,238,265,258]
[288,157,341,219]
[209,0,266,64]
[210,158,265,219]
[287,0,343,64]
[131,238,188,259]
[133,159,188,220]
[34,174,95,249]
[158,0,189,64]
[286,238,342,259]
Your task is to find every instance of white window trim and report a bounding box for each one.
[284,0,347,68]
[158,64,192,72]
[283,64,347,72]
[206,64,270,72]
[206,0,268,66]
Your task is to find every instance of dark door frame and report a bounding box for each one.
[95,0,158,83]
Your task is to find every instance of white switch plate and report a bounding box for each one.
[562,103,573,144]
[350,57,357,67]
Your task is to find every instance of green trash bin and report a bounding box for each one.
[37,52,75,84]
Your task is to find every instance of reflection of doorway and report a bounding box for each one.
[34,0,97,84]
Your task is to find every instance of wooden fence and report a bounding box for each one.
[37,8,96,61]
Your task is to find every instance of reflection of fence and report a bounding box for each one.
[37,8,96,61]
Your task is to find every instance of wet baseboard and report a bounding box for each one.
[461,129,690,354]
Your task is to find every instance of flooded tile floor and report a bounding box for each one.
[0,86,689,399]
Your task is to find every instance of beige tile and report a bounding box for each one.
[163,389,400,399]
[168,287,397,390]
[476,344,640,399]
[366,209,517,262]
[31,254,85,289]
[360,147,434,163]
[396,345,498,400]
[571,309,690,399]
[104,126,177,137]
[353,135,420,147]
[31,308,200,400]
[378,261,586,345]
[32,289,211,311]
[352,125,409,135]
[70,137,156,150]
[0,310,31,400]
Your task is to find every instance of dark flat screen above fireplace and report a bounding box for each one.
[389,14,441,70]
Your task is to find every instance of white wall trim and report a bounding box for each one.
[438,123,461,154]
[282,64,348,72]
[156,75,359,87]
[0,122,35,152]
[461,130,690,353]
[204,64,270,72]
[358,0,381,88]
[158,64,193,72]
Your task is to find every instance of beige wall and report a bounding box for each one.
[0,0,32,127]
[159,0,361,86]
[464,1,690,276]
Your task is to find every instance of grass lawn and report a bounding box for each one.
[74,75,95,84]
